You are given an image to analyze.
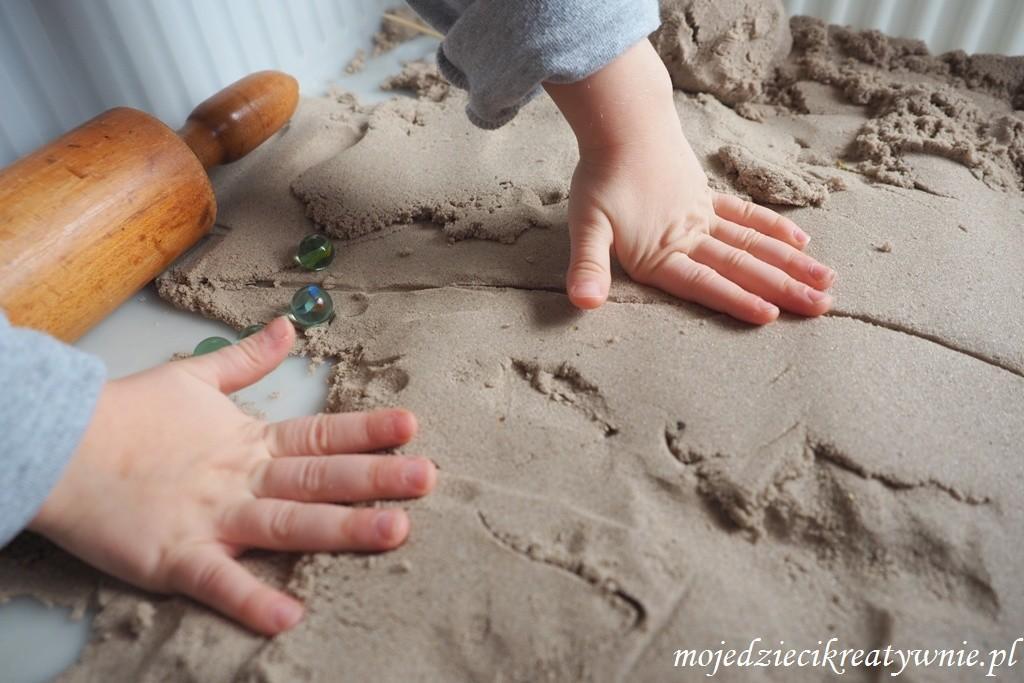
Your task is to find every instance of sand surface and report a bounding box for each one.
[2,7,1024,682]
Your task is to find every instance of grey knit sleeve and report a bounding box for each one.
[0,312,105,546]
[405,0,662,128]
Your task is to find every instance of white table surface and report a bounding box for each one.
[0,37,434,683]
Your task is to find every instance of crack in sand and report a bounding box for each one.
[476,511,646,630]
[232,278,1022,380]
[812,443,991,506]
[205,268,670,305]
[910,181,955,199]
[826,310,1023,379]
[237,278,568,296]
[235,278,672,305]
[767,363,794,385]
[182,274,1023,388]
[682,7,701,47]
[755,421,802,452]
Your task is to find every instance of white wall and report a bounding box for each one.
[0,0,390,164]
[1,0,1022,167]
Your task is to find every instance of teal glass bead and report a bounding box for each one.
[289,285,334,328]
[193,336,232,356]
[295,234,335,271]
[237,323,264,340]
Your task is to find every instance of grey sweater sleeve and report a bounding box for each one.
[405,0,662,128]
[0,313,105,546]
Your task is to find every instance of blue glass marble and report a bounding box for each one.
[289,285,334,328]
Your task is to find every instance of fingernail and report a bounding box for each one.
[376,511,399,542]
[759,301,780,316]
[806,288,829,304]
[272,600,304,631]
[267,316,291,341]
[402,460,431,491]
[810,264,833,282]
[793,228,810,245]
[570,282,602,300]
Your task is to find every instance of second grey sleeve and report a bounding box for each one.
[406,0,662,129]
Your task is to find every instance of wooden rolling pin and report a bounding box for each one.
[0,71,299,342]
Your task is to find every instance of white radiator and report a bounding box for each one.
[0,0,1021,167]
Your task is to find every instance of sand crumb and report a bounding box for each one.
[230,396,265,420]
[373,7,428,56]
[127,601,155,638]
[345,49,366,75]
[381,60,451,102]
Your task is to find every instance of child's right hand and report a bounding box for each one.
[545,40,835,323]
[29,317,436,635]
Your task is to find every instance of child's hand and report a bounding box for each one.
[545,41,835,324]
[29,317,435,635]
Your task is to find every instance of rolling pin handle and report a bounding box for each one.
[178,70,299,169]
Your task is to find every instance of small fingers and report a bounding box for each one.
[690,236,832,317]
[265,408,418,457]
[712,192,809,249]
[648,252,779,325]
[169,547,304,636]
[251,455,436,503]
[711,219,835,289]
[219,499,409,552]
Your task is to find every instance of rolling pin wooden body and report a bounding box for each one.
[0,71,298,342]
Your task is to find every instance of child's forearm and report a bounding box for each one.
[544,40,679,159]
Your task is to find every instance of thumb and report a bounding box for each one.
[566,213,614,310]
[182,316,295,394]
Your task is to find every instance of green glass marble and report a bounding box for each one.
[237,323,264,340]
[193,336,232,356]
[295,234,335,271]
[289,285,334,328]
